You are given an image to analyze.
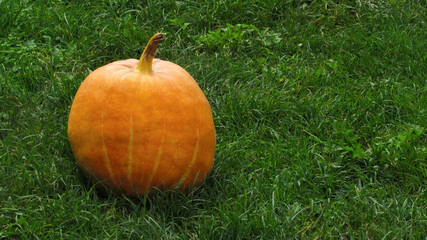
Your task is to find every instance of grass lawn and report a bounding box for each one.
[1,0,426,239]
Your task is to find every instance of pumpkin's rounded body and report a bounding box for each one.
[68,58,216,196]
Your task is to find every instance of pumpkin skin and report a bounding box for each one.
[67,34,216,196]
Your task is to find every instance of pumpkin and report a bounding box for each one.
[68,33,216,196]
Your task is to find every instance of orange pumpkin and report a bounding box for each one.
[68,33,216,196]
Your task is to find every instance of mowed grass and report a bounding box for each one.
[1,0,426,239]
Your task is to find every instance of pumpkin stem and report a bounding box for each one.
[136,33,166,74]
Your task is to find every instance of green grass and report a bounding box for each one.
[1,0,426,239]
